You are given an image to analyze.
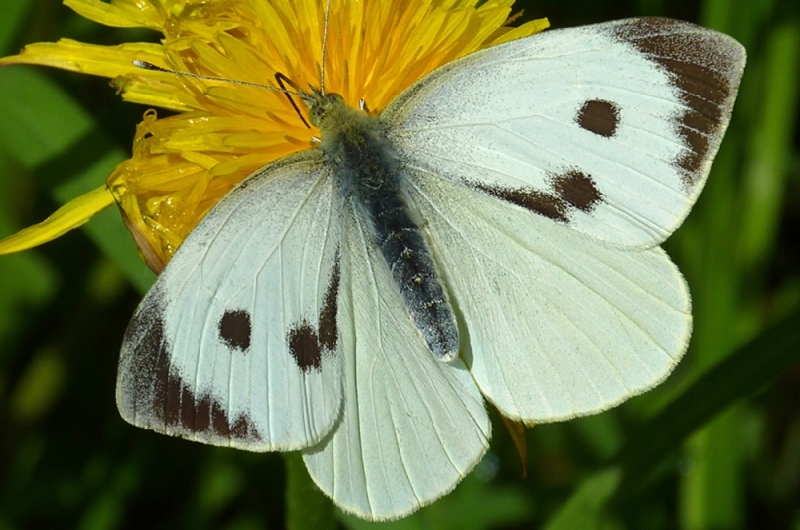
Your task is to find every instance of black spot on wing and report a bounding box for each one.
[288,323,323,372]
[612,18,744,189]
[287,253,340,373]
[476,184,569,222]
[472,169,603,223]
[118,284,261,445]
[218,309,252,352]
[552,169,603,213]
[318,254,340,351]
[576,99,620,138]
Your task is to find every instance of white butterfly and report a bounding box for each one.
[117,18,745,520]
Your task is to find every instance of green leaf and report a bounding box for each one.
[0,67,93,169]
[0,66,154,292]
[0,152,57,345]
[542,468,621,530]
[738,21,800,268]
[616,307,800,495]
[0,0,32,54]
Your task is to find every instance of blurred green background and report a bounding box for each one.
[0,0,798,528]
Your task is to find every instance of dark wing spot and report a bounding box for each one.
[576,99,620,138]
[319,257,340,351]
[474,183,569,223]
[472,169,602,223]
[552,169,603,213]
[218,309,252,352]
[613,18,744,189]
[288,322,323,371]
[287,253,340,373]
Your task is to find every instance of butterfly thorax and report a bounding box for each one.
[310,93,460,362]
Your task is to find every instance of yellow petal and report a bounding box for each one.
[0,40,163,77]
[0,40,196,112]
[64,0,156,29]
[489,17,551,46]
[0,186,115,255]
[1,0,550,265]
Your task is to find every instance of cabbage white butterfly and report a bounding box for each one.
[117,17,745,520]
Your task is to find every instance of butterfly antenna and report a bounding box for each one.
[132,60,310,102]
[320,0,332,95]
[275,73,311,129]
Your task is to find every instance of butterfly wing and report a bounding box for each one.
[384,18,745,247]
[303,207,491,521]
[405,172,690,421]
[117,150,343,451]
[374,17,746,421]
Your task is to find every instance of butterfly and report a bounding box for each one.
[117,17,745,520]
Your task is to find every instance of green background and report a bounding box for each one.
[0,0,798,528]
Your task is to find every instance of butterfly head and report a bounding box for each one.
[303,90,377,156]
[306,91,347,128]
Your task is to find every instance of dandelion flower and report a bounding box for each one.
[0,0,548,273]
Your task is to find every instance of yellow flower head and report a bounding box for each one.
[0,0,547,272]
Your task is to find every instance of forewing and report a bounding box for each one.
[117,150,343,451]
[303,208,491,521]
[406,172,691,422]
[384,18,745,247]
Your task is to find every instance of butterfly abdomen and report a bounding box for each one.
[370,188,459,362]
[316,96,459,361]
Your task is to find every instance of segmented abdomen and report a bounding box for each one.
[333,119,459,361]
[371,191,459,360]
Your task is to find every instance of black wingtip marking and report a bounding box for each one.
[576,99,620,138]
[120,285,172,425]
[613,18,744,189]
[120,285,260,444]
[218,309,252,353]
[168,382,258,440]
[287,253,340,373]
[473,169,603,223]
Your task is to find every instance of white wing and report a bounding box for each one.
[303,208,491,521]
[117,150,343,451]
[405,172,690,422]
[384,18,745,247]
